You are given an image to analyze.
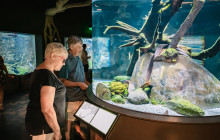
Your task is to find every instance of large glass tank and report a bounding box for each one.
[0,31,36,75]
[92,0,220,117]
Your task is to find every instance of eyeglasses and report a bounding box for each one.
[58,56,66,63]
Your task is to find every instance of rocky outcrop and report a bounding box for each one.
[131,53,220,108]
[96,83,111,100]
[165,98,205,116]
[127,88,149,105]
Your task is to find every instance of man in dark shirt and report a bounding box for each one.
[59,35,89,140]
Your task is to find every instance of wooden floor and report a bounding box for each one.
[0,91,89,140]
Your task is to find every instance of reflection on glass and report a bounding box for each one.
[82,38,93,69]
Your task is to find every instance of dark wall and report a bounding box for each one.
[0,0,92,43]
[0,0,92,94]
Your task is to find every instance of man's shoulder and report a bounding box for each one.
[66,56,78,63]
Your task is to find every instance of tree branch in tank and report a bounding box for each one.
[103,0,220,76]
[191,36,220,60]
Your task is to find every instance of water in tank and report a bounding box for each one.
[0,31,36,75]
[92,0,220,117]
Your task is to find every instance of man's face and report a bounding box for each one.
[70,43,83,57]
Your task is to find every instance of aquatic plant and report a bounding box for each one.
[113,75,131,82]
[165,98,205,116]
[110,82,128,95]
[111,95,125,104]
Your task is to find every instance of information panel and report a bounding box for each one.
[90,108,117,135]
[75,101,99,124]
[74,101,118,136]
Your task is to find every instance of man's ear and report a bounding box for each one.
[69,44,74,50]
[50,53,56,60]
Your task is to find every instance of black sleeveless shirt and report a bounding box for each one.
[25,69,66,135]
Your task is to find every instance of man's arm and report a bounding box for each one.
[40,86,62,140]
[59,78,88,90]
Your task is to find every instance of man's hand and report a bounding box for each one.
[79,82,88,90]
[8,74,14,79]
[53,131,62,140]
[85,79,90,85]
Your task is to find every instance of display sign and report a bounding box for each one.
[74,101,118,136]
[75,101,99,124]
[90,107,118,135]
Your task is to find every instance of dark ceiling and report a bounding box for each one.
[0,0,92,38]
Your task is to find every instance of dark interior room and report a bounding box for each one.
[0,0,92,140]
[1,0,220,140]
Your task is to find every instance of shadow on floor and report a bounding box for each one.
[0,91,89,140]
[0,91,31,140]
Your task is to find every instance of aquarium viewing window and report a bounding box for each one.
[74,101,118,136]
[92,0,220,118]
[0,31,36,75]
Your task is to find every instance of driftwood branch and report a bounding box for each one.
[148,11,162,50]
[45,0,91,16]
[43,0,91,46]
[140,0,162,43]
[103,26,139,36]
[158,0,184,42]
[191,36,220,60]
[169,0,205,48]
[44,16,61,45]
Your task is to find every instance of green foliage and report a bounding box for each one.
[151,99,157,105]
[165,98,205,116]
[17,67,27,75]
[110,82,128,95]
[111,95,125,104]
[162,48,179,59]
[159,4,170,13]
[111,92,115,96]
[124,89,128,97]
[150,94,166,105]
[103,92,111,100]
[113,75,131,82]
[144,87,150,92]
[172,59,176,62]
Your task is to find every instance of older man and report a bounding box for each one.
[59,35,89,140]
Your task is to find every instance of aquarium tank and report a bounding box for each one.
[92,0,220,117]
[0,31,36,75]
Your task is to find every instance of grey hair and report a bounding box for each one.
[45,42,68,59]
[67,35,83,49]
